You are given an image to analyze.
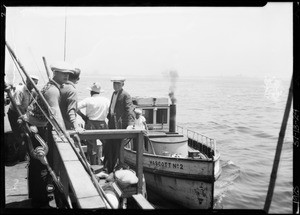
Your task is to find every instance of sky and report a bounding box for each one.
[4,3,293,84]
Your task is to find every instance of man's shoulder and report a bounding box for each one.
[62,83,73,88]
[119,89,131,97]
[63,81,75,88]
[97,96,110,102]
[44,83,60,96]
[61,83,76,93]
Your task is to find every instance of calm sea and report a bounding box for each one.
[74,74,293,213]
[5,73,292,212]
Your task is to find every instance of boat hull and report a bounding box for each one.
[124,148,220,209]
[144,171,213,209]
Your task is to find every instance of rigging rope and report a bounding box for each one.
[27,47,47,84]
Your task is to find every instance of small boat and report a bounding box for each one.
[124,96,222,209]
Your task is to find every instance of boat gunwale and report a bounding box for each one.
[124,148,222,181]
[124,161,215,183]
[124,147,221,163]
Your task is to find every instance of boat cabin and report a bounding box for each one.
[132,97,171,131]
[131,96,217,160]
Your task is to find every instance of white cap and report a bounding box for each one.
[134,108,142,114]
[50,61,74,74]
[111,76,126,83]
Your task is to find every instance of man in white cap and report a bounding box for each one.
[26,61,74,208]
[7,75,39,163]
[104,77,134,173]
[77,82,110,165]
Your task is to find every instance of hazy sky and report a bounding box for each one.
[4,3,293,83]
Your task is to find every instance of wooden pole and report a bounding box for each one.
[264,74,293,213]
[42,56,51,81]
[64,7,67,61]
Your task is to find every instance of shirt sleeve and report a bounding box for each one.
[77,98,87,110]
[66,89,78,123]
[105,98,110,116]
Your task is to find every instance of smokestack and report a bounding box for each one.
[167,70,178,133]
[169,104,176,133]
[168,70,178,105]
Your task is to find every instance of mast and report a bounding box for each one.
[263,74,293,213]
[64,7,67,61]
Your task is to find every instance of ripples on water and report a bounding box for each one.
[77,76,293,213]
[214,160,241,209]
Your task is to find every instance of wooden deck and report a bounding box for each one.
[4,105,33,209]
[5,161,31,208]
[4,160,56,209]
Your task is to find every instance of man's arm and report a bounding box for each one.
[66,90,79,129]
[142,116,148,131]
[124,93,134,126]
[77,99,88,122]
[14,90,27,114]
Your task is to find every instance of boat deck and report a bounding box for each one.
[5,161,31,208]
[4,161,57,210]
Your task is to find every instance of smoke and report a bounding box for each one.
[167,70,178,104]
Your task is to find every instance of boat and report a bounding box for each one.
[124,96,222,209]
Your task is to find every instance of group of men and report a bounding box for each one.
[6,75,39,162]
[5,61,147,208]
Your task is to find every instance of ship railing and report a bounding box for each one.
[176,125,217,157]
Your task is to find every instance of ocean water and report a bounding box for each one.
[74,74,293,213]
[5,73,293,212]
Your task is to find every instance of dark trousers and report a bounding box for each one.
[7,108,27,160]
[103,139,120,173]
[103,116,127,173]
[84,119,107,165]
[28,125,53,207]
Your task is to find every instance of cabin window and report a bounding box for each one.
[156,109,168,124]
[143,109,153,124]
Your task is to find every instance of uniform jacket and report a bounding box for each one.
[107,89,134,129]
[60,81,77,130]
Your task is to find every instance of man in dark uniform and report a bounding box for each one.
[104,77,134,173]
[26,61,73,208]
